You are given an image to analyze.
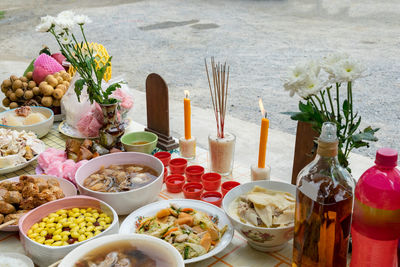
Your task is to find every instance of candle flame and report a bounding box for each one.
[184,90,190,98]
[258,98,267,118]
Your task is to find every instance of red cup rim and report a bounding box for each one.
[183,182,204,192]
[185,165,205,174]
[221,181,241,190]
[169,158,188,167]
[201,172,221,182]
[165,174,185,185]
[154,151,171,159]
[200,191,222,203]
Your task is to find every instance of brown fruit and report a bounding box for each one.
[22,82,28,89]
[12,80,22,90]
[53,88,64,99]
[6,90,13,98]
[41,96,53,107]
[53,99,61,107]
[20,76,28,83]
[35,95,42,103]
[28,81,36,89]
[56,84,66,93]
[56,76,63,84]
[15,88,24,98]
[26,72,33,80]
[2,98,10,107]
[60,70,67,75]
[61,72,71,81]
[1,86,6,93]
[9,93,17,101]
[24,90,34,100]
[39,81,48,93]
[2,79,12,88]
[10,75,18,82]
[32,87,40,96]
[53,72,60,78]
[62,81,70,89]
[43,85,54,96]
[9,102,18,109]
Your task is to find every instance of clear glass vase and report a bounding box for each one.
[208,132,236,175]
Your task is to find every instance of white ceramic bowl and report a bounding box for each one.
[120,199,234,264]
[59,233,184,267]
[0,107,54,138]
[0,252,34,267]
[75,152,164,215]
[222,180,296,252]
[18,196,119,267]
[1,175,77,232]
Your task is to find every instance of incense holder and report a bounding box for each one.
[251,164,271,181]
[208,132,236,176]
[179,136,196,159]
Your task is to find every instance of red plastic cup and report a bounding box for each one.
[201,191,223,207]
[165,174,185,193]
[163,167,168,182]
[169,158,188,174]
[154,151,172,167]
[201,172,222,191]
[221,181,241,196]
[182,182,204,199]
[185,165,205,182]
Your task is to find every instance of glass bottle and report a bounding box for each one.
[292,122,355,267]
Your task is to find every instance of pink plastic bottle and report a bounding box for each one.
[350,148,400,267]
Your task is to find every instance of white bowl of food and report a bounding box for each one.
[75,152,164,215]
[0,175,77,231]
[59,233,184,267]
[0,252,34,267]
[222,180,296,252]
[19,195,119,267]
[119,199,234,264]
[0,106,54,138]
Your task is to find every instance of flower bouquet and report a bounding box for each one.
[283,53,379,169]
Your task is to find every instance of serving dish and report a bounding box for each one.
[75,152,164,215]
[1,175,77,232]
[0,252,34,267]
[19,195,119,267]
[222,180,296,252]
[119,198,234,264]
[0,107,54,138]
[121,131,158,154]
[0,154,41,175]
[59,233,185,267]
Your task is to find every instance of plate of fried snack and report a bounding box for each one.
[0,175,77,231]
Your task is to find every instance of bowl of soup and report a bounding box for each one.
[59,233,184,267]
[75,152,164,215]
[121,131,158,154]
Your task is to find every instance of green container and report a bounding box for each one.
[121,131,158,154]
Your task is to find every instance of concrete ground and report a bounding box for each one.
[1,0,397,180]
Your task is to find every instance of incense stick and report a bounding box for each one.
[204,57,230,138]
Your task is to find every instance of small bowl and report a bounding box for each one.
[185,165,205,182]
[201,191,223,207]
[163,167,168,182]
[169,158,188,174]
[0,107,54,138]
[19,195,119,267]
[0,252,34,267]
[154,151,171,167]
[121,131,158,154]
[201,172,222,191]
[59,234,184,267]
[221,181,241,196]
[165,174,185,193]
[183,182,204,199]
[222,180,296,252]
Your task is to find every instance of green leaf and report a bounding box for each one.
[348,116,361,136]
[352,126,379,142]
[74,79,86,102]
[298,101,313,113]
[23,59,35,76]
[102,82,121,103]
[342,100,349,118]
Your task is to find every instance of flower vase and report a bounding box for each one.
[208,132,236,175]
[99,103,124,150]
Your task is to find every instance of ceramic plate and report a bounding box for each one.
[0,175,77,232]
[119,199,234,264]
[0,252,34,267]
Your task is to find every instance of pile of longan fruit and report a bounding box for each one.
[1,70,72,109]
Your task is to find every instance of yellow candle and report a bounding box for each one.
[258,99,269,168]
[184,90,191,139]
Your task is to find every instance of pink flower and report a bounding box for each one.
[112,88,133,109]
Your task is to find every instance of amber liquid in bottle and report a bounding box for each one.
[292,122,355,267]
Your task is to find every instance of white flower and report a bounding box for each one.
[36,15,55,32]
[335,59,366,82]
[60,35,71,45]
[75,14,92,25]
[57,10,75,21]
[55,10,75,31]
[297,74,326,99]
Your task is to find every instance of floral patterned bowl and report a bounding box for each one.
[222,180,296,252]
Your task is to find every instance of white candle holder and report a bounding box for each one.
[251,164,271,181]
[179,136,196,159]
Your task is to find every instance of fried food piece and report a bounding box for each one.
[66,139,81,155]
[46,178,60,187]
[4,212,25,224]
[24,145,34,160]
[19,196,35,210]
[15,106,31,117]
[0,214,4,224]
[3,191,22,205]
[0,200,16,214]
[77,146,93,161]
[82,139,93,149]
[50,186,64,199]
[0,181,19,191]
[19,175,36,185]
[21,183,39,198]
[0,188,7,201]
[36,189,57,205]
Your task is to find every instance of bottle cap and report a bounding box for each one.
[375,148,398,168]
[319,122,337,143]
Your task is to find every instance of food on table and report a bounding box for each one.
[27,207,112,246]
[228,186,295,228]
[66,139,107,162]
[0,254,32,267]
[32,53,65,84]
[1,106,48,126]
[73,240,176,267]
[0,175,65,226]
[83,164,159,192]
[136,204,228,260]
[0,128,45,169]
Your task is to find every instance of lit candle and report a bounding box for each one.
[184,90,191,139]
[258,98,269,168]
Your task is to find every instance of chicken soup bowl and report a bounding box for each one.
[18,196,119,267]
[75,152,164,215]
[222,180,296,252]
